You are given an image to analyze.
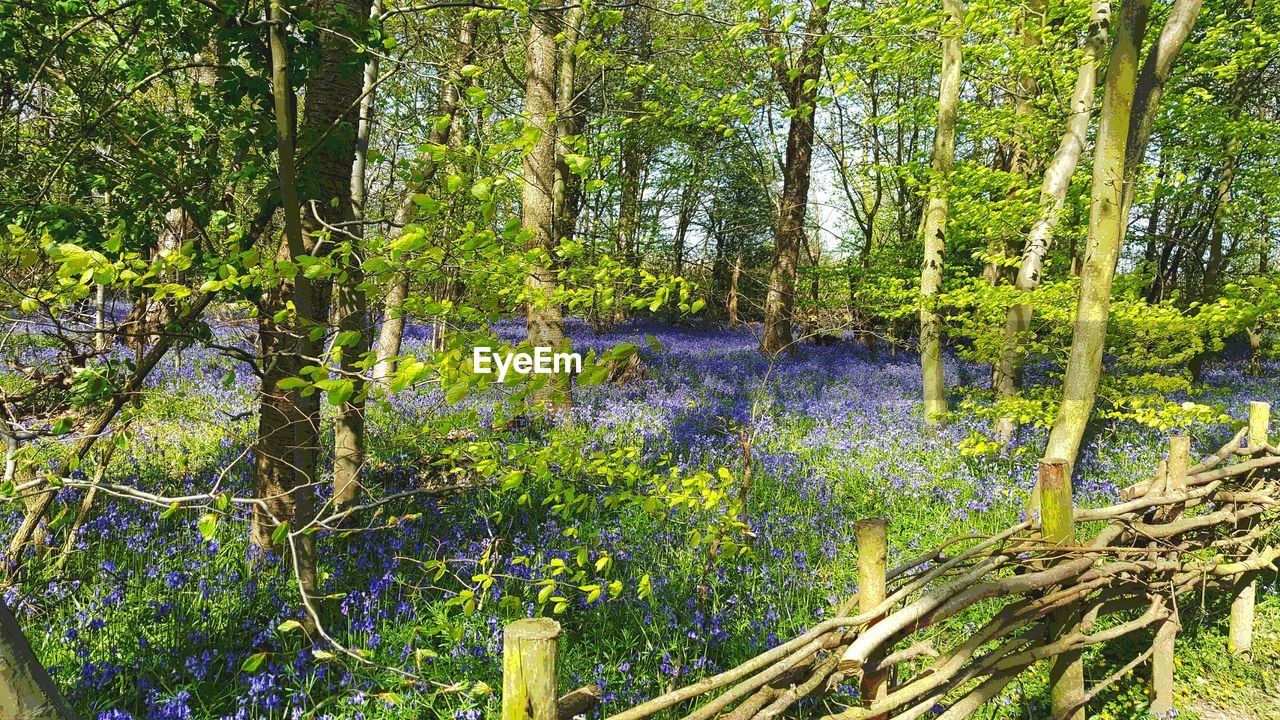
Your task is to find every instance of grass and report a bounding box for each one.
[3,320,1277,719]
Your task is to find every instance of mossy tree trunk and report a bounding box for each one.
[992,0,1108,444]
[1042,0,1153,469]
[918,0,964,426]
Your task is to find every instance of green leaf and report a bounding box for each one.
[241,652,267,672]
[278,619,303,633]
[271,521,290,546]
[275,377,309,390]
[445,381,469,403]
[317,379,354,406]
[51,416,73,435]
[197,513,218,541]
[333,330,362,348]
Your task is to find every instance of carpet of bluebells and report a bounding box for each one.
[3,318,1278,720]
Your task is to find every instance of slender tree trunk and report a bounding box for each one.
[1042,0,1154,471]
[553,4,585,247]
[992,0,1108,444]
[759,0,831,355]
[672,164,699,277]
[523,0,571,409]
[918,0,964,425]
[371,15,477,388]
[256,0,313,554]
[0,600,79,720]
[256,0,369,628]
[728,254,741,328]
[1119,0,1204,218]
[93,284,107,351]
[333,0,385,508]
[1250,215,1269,362]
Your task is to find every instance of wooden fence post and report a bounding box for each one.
[1041,458,1086,720]
[856,518,889,717]
[1228,401,1268,657]
[503,618,561,720]
[1151,435,1188,716]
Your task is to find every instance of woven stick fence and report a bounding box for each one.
[503,402,1280,720]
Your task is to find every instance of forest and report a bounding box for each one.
[2,0,1280,717]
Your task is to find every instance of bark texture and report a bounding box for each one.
[759,0,831,355]
[992,0,1108,443]
[1042,0,1154,469]
[523,0,571,409]
[0,600,78,720]
[918,0,964,425]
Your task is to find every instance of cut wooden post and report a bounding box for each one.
[1151,603,1178,716]
[856,518,889,717]
[1163,435,1189,518]
[1248,401,1269,451]
[1167,436,1189,489]
[503,618,561,720]
[1041,459,1085,720]
[1230,402,1268,657]
[1150,436,1189,716]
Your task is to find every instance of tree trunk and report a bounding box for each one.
[93,284,107,351]
[256,0,312,554]
[1042,0,1154,470]
[256,0,370,626]
[759,0,831,355]
[672,158,700,278]
[0,600,79,720]
[523,0,571,409]
[918,0,963,426]
[1119,0,1204,217]
[371,14,477,388]
[333,0,386,509]
[553,4,585,247]
[992,0,1108,444]
[728,254,741,328]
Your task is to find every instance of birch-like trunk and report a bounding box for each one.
[1042,0,1154,470]
[1120,0,1204,218]
[991,0,1108,444]
[918,0,963,426]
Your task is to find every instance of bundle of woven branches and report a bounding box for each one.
[605,425,1280,720]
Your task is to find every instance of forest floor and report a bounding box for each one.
[3,319,1278,720]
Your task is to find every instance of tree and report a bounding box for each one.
[522,0,571,409]
[759,0,832,355]
[255,0,371,614]
[918,0,964,425]
[1043,0,1201,469]
[0,599,78,720]
[371,12,478,388]
[991,0,1109,444]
